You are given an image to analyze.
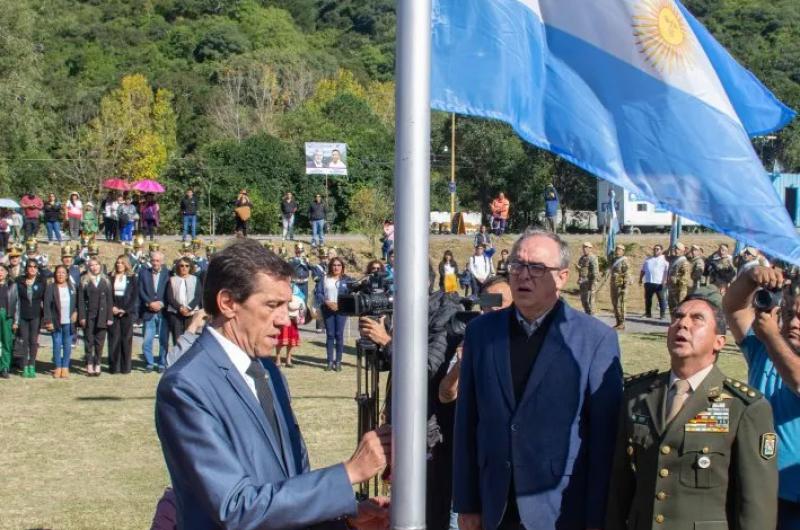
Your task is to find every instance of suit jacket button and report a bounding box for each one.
[511,423,518,432]
[660,445,671,455]
[655,514,665,524]
[656,491,667,501]
[659,468,669,478]
[505,461,511,469]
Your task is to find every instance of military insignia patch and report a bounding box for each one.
[760,433,777,460]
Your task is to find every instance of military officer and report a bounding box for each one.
[60,244,81,288]
[689,244,705,292]
[576,241,599,315]
[126,234,147,274]
[667,242,691,314]
[610,244,630,330]
[7,245,23,280]
[707,243,736,294]
[143,242,160,270]
[22,238,48,270]
[606,288,778,530]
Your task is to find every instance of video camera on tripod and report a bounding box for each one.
[337,271,394,498]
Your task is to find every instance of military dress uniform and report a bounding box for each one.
[667,256,691,313]
[577,250,599,315]
[606,367,778,530]
[610,250,630,329]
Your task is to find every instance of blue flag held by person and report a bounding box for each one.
[431,0,799,262]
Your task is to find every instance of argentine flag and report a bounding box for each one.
[432,0,800,263]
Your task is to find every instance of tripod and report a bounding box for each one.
[354,337,385,499]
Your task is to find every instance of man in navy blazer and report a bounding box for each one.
[139,250,170,372]
[156,239,390,530]
[454,230,623,530]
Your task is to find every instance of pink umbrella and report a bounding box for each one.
[132,180,166,193]
[103,178,129,191]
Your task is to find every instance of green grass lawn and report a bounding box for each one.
[0,326,747,530]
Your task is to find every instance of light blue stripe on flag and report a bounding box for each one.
[431,0,800,263]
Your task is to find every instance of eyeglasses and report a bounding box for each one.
[178,264,190,268]
[507,260,563,278]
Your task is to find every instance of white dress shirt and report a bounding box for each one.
[208,326,258,399]
[641,255,669,284]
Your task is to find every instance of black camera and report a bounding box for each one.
[448,292,504,337]
[338,271,394,317]
[753,288,783,311]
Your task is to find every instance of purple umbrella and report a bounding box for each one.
[132,180,166,193]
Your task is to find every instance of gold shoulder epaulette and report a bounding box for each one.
[624,369,659,388]
[723,377,762,404]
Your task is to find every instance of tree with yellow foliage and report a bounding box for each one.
[88,74,177,182]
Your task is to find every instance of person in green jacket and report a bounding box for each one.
[81,201,99,237]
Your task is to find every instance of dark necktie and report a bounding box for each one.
[246,359,281,439]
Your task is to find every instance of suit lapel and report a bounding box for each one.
[200,330,289,476]
[518,301,567,405]
[645,373,670,436]
[492,309,515,411]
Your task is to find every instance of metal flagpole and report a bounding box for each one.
[391,0,430,528]
[450,113,456,217]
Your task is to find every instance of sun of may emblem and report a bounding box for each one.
[633,0,694,73]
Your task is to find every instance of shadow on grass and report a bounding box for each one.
[76,396,155,401]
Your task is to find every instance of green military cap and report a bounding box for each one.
[25,239,38,253]
[148,242,160,252]
[88,243,100,256]
[683,286,722,309]
[61,244,74,257]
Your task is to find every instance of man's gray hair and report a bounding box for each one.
[509,228,571,269]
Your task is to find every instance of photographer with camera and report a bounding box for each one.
[356,283,468,530]
[723,265,800,529]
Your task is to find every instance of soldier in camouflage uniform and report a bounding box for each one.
[667,242,691,314]
[606,289,778,530]
[576,241,599,315]
[610,244,630,330]
[707,243,736,294]
[689,244,705,292]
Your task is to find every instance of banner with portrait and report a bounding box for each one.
[305,142,348,176]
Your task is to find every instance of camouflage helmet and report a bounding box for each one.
[133,233,145,249]
[7,245,22,258]
[88,243,100,256]
[205,242,217,256]
[191,238,203,251]
[148,242,160,253]
[61,244,74,257]
[180,240,192,252]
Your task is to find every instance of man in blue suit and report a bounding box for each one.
[454,230,623,530]
[156,239,390,530]
[139,250,169,372]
